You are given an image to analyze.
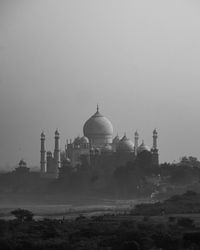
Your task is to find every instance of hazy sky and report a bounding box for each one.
[1,0,200,168]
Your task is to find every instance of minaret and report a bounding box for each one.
[153,129,158,150]
[134,131,139,156]
[40,131,46,176]
[151,129,159,165]
[54,129,61,176]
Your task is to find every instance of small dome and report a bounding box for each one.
[116,135,134,153]
[102,144,113,153]
[74,136,81,145]
[95,148,100,153]
[79,136,89,144]
[113,135,120,144]
[137,141,150,154]
[19,159,26,167]
[63,157,71,164]
[90,147,95,153]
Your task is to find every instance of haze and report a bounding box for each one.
[0,0,200,168]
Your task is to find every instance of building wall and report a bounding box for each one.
[89,135,113,148]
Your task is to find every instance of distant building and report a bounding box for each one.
[14,160,30,174]
[40,106,159,179]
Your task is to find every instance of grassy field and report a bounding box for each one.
[0,194,145,220]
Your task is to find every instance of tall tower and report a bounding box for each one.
[151,129,159,165]
[153,129,158,149]
[134,131,139,156]
[54,129,61,176]
[40,131,46,176]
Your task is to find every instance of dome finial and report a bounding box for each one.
[123,132,127,139]
[55,129,59,136]
[97,104,99,112]
[153,128,158,135]
[41,131,45,138]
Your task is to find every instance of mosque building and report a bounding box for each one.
[40,106,159,179]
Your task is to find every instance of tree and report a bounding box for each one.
[180,156,200,168]
[11,208,34,222]
[136,151,154,174]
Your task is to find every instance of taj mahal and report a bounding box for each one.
[40,106,159,179]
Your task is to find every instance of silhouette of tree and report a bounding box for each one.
[180,156,200,168]
[11,208,34,222]
[136,151,152,169]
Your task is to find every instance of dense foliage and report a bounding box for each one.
[0,211,200,250]
[11,208,34,222]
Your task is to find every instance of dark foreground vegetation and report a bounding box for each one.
[0,212,200,250]
[3,191,200,250]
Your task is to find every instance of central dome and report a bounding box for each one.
[83,106,113,147]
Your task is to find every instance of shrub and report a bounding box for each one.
[143,216,149,222]
[0,219,8,236]
[75,214,86,221]
[168,216,176,223]
[123,240,140,250]
[184,190,197,197]
[176,217,195,228]
[11,208,34,222]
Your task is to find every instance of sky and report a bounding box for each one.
[1,0,200,169]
